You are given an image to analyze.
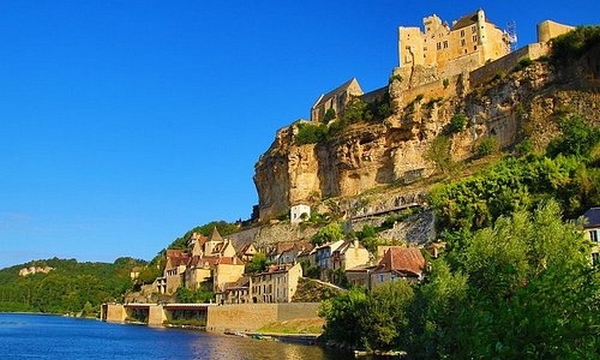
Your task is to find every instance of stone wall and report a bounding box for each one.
[205,302,321,332]
[470,43,549,88]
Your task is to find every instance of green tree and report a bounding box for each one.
[311,222,344,246]
[360,281,415,351]
[319,287,368,348]
[245,253,270,274]
[424,135,455,174]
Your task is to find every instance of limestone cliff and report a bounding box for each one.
[254,43,600,221]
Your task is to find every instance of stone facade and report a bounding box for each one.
[250,263,302,303]
[331,240,370,273]
[311,78,363,123]
[398,9,512,79]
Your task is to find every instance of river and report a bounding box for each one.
[0,313,353,359]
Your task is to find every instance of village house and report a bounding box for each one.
[582,207,600,265]
[370,247,426,289]
[157,249,189,295]
[345,264,378,289]
[315,240,345,281]
[216,263,303,305]
[331,239,371,273]
[155,227,245,295]
[237,243,258,263]
[216,276,250,305]
[276,241,313,265]
[250,263,303,304]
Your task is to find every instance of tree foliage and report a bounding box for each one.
[311,222,344,246]
[295,123,329,145]
[320,202,600,357]
[0,257,145,315]
[245,252,270,274]
[550,25,600,64]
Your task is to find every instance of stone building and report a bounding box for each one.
[398,9,512,79]
[250,263,303,303]
[331,240,370,273]
[310,78,363,123]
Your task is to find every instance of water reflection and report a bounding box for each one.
[189,332,351,360]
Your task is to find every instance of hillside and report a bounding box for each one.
[0,257,145,315]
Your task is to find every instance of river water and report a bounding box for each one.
[0,313,353,360]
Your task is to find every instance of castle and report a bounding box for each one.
[309,9,574,125]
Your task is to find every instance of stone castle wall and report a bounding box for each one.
[470,43,549,87]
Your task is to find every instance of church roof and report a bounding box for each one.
[452,9,495,30]
[209,226,224,242]
[312,78,362,110]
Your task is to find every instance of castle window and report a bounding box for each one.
[443,40,448,49]
[473,35,478,42]
[460,29,465,37]
[461,39,466,47]
[472,25,477,33]
[436,42,441,50]
[474,45,478,51]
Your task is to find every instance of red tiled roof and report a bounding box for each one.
[377,247,425,276]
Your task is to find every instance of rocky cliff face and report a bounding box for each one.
[254,46,600,221]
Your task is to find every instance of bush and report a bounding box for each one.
[323,108,336,123]
[444,114,467,135]
[343,99,372,124]
[295,123,328,145]
[475,137,498,158]
[513,57,533,72]
[551,25,600,63]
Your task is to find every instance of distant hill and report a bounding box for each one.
[0,257,145,315]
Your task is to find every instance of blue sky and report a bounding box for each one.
[0,1,597,269]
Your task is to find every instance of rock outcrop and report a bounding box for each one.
[254,44,600,221]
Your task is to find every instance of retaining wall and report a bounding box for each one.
[205,302,321,332]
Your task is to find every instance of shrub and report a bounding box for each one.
[513,57,533,72]
[444,114,467,135]
[475,137,499,158]
[343,99,372,124]
[550,25,600,63]
[295,123,328,145]
[323,108,336,123]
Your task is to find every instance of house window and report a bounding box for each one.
[379,274,384,282]
[593,252,600,265]
[591,230,599,243]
